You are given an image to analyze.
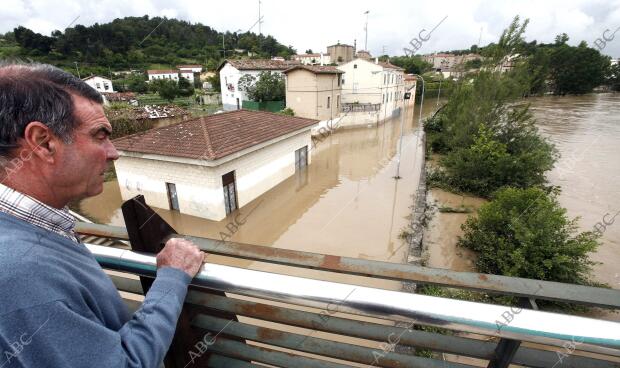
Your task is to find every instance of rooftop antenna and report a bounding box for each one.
[364,10,369,51]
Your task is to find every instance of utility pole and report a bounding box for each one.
[258,0,262,35]
[221,34,226,58]
[364,10,369,51]
[74,61,81,78]
[382,45,387,56]
[436,78,442,107]
[395,75,424,179]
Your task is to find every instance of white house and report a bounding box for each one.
[112,109,318,221]
[82,75,115,93]
[147,70,179,82]
[293,53,331,65]
[337,58,405,123]
[217,59,300,111]
[177,64,203,73]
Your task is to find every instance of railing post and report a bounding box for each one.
[487,297,536,368]
[121,195,233,367]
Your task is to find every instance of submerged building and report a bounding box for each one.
[112,110,318,221]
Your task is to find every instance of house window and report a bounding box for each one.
[384,74,387,85]
[295,146,308,171]
[336,95,340,109]
[96,83,101,89]
[354,64,357,69]
[337,75,341,86]
[342,78,345,85]
[327,96,331,108]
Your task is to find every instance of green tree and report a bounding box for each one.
[207,73,221,92]
[157,79,179,102]
[607,63,620,91]
[548,42,610,95]
[178,76,194,97]
[127,74,148,93]
[239,71,285,102]
[389,56,432,74]
[458,187,599,285]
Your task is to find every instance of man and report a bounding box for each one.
[0,63,205,367]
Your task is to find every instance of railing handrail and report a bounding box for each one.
[87,243,620,356]
[76,222,620,309]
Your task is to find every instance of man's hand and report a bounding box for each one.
[156,238,205,278]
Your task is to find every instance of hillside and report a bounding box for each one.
[0,15,296,75]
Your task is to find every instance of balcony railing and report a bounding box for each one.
[76,198,620,368]
[342,103,381,113]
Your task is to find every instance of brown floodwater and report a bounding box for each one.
[528,94,620,292]
[81,100,438,292]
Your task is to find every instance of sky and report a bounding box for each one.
[2,0,620,58]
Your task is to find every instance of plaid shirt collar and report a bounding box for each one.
[0,183,79,244]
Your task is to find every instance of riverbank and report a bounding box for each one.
[412,93,620,321]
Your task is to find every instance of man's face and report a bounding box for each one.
[53,94,119,200]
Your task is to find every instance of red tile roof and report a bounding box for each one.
[283,65,343,74]
[219,59,301,72]
[113,110,318,161]
[147,69,179,75]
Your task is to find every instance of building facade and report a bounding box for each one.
[292,53,332,65]
[112,110,318,221]
[283,65,343,121]
[217,59,300,111]
[147,70,179,82]
[337,58,405,121]
[82,76,115,93]
[327,43,355,64]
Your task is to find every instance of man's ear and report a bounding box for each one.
[21,122,59,163]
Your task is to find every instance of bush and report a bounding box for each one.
[277,107,294,116]
[438,124,556,196]
[458,187,599,285]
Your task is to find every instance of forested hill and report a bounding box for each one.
[1,15,296,73]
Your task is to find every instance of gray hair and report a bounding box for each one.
[0,62,103,157]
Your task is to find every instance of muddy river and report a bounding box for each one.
[425,93,620,290]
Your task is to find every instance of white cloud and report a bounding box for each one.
[1,0,618,57]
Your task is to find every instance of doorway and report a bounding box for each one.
[222,171,238,215]
[166,182,179,211]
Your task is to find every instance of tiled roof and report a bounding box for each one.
[377,61,404,71]
[283,65,343,74]
[147,69,178,74]
[221,59,301,71]
[113,110,318,161]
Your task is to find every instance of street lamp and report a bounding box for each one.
[394,74,425,179]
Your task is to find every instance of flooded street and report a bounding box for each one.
[81,101,435,291]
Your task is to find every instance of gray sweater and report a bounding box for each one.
[0,211,192,367]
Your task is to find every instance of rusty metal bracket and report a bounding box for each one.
[121,195,208,367]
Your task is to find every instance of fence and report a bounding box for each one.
[76,197,620,368]
[242,100,286,112]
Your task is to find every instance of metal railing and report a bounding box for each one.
[76,203,620,368]
[342,103,381,112]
